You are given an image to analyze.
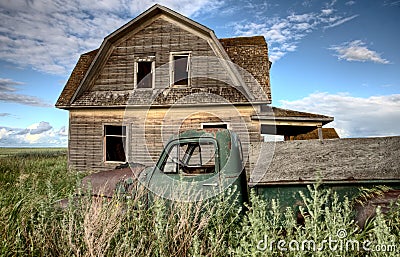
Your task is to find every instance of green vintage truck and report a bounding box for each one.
[79,128,400,225]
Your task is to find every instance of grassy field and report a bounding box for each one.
[0,147,67,158]
[0,149,399,256]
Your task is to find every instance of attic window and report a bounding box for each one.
[134,57,155,89]
[104,125,126,162]
[170,52,191,86]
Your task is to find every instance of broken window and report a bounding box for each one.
[136,61,153,89]
[162,140,216,175]
[171,53,190,86]
[104,125,126,162]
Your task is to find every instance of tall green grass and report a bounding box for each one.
[0,148,66,158]
[0,151,399,256]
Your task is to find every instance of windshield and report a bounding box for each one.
[161,139,217,175]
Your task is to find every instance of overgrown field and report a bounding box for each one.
[0,147,67,158]
[0,149,399,256]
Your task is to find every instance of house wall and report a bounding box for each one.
[69,15,249,108]
[95,15,230,90]
[68,105,261,171]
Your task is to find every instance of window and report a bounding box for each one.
[162,140,217,175]
[104,125,126,162]
[201,123,228,129]
[137,61,152,88]
[134,56,155,89]
[170,52,191,86]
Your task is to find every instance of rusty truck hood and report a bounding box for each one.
[81,164,146,197]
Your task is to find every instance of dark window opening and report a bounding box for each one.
[202,123,228,129]
[104,125,126,162]
[137,61,152,88]
[162,140,216,175]
[173,55,189,85]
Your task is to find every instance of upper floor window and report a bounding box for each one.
[170,52,191,86]
[134,56,155,89]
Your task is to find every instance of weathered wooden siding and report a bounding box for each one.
[69,106,261,171]
[93,16,229,90]
[71,15,257,107]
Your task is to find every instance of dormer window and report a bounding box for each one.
[170,52,191,86]
[134,56,155,89]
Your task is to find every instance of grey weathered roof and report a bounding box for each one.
[249,136,400,185]
[252,106,334,125]
[55,49,98,107]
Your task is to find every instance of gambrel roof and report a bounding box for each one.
[56,4,272,109]
[56,49,98,107]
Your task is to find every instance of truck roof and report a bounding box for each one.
[171,128,232,141]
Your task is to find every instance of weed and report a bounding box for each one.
[0,151,399,256]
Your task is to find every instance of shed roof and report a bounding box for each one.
[249,136,400,185]
[252,106,334,125]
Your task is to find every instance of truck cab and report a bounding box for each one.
[142,128,247,202]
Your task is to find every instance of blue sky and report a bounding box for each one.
[0,0,399,146]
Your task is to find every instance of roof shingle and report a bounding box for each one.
[55,49,98,107]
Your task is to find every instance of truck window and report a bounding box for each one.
[162,140,216,175]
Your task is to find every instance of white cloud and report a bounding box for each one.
[323,14,359,29]
[279,92,400,138]
[0,128,11,140]
[345,1,356,6]
[326,0,338,8]
[288,13,314,23]
[329,40,390,64]
[0,121,68,147]
[233,3,359,62]
[57,126,68,136]
[0,0,222,75]
[383,0,400,7]
[321,9,334,15]
[0,78,23,91]
[0,78,51,107]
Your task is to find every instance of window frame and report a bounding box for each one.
[103,124,128,163]
[134,56,155,90]
[158,138,219,175]
[169,51,191,87]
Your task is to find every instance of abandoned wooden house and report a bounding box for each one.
[56,4,335,171]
